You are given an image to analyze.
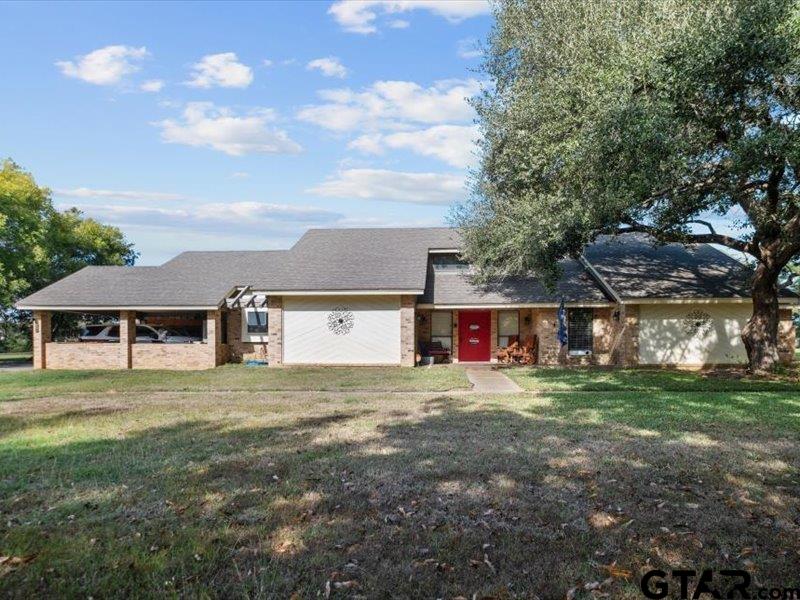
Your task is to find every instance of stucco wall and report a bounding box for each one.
[638,303,750,365]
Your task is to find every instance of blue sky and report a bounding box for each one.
[1,1,491,264]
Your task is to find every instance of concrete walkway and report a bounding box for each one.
[465,366,523,393]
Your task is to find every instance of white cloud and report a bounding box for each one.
[55,187,186,202]
[388,19,410,29]
[457,37,482,59]
[56,45,148,85]
[306,56,348,79]
[262,58,274,67]
[297,78,479,131]
[60,201,342,236]
[308,169,465,205]
[231,171,250,179]
[185,52,253,88]
[349,125,477,167]
[156,102,302,156]
[140,79,165,92]
[329,0,489,34]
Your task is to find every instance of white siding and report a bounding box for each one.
[638,303,750,365]
[283,295,401,365]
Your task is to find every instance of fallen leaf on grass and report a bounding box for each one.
[599,564,633,580]
[333,580,359,590]
[0,555,36,567]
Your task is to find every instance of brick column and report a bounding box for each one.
[611,304,639,366]
[206,310,222,367]
[119,311,135,369]
[267,297,283,366]
[32,311,51,369]
[400,295,416,367]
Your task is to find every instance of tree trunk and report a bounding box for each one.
[741,262,781,373]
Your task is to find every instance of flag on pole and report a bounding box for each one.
[557,299,568,347]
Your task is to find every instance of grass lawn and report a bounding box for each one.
[0,365,469,402]
[1,370,798,597]
[0,353,31,365]
[504,365,800,392]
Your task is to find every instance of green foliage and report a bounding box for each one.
[0,159,137,337]
[456,0,800,283]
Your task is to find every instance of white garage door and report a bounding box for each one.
[283,295,401,365]
[638,303,750,365]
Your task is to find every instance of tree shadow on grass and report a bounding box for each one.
[1,397,799,598]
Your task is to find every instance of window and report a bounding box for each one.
[246,309,268,334]
[498,310,519,347]
[431,254,471,273]
[568,308,593,354]
[430,311,452,350]
[242,307,268,342]
[220,312,228,344]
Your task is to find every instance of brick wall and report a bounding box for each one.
[132,344,217,370]
[533,308,559,364]
[225,308,268,362]
[46,343,122,369]
[400,295,416,367]
[529,307,624,366]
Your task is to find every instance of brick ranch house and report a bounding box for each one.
[17,227,798,370]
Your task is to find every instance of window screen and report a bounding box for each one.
[246,309,268,334]
[430,311,452,350]
[568,308,593,353]
[221,312,228,344]
[498,310,519,347]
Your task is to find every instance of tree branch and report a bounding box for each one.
[615,222,756,257]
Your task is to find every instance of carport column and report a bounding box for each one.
[267,297,283,366]
[32,311,51,370]
[206,310,221,367]
[119,310,135,369]
[400,295,416,367]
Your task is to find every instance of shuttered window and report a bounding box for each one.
[568,308,593,353]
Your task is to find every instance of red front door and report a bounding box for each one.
[458,310,491,362]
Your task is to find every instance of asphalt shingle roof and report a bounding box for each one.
[420,259,611,305]
[17,228,794,310]
[582,234,755,299]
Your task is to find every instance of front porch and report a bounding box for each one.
[414,305,637,367]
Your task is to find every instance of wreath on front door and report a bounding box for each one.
[327,306,355,335]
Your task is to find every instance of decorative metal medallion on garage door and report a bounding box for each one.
[458,310,491,362]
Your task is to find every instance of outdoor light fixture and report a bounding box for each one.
[613,309,620,322]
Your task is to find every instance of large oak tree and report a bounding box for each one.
[456,0,800,372]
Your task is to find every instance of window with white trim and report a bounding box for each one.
[498,310,519,347]
[242,307,268,342]
[430,311,452,350]
[568,308,593,354]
